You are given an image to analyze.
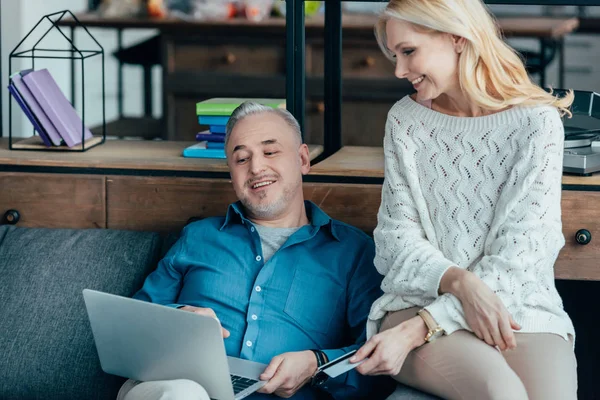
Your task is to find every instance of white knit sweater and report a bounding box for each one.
[367,95,575,342]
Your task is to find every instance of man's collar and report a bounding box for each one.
[219,201,340,241]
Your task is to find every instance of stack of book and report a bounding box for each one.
[8,68,93,148]
[183,98,286,158]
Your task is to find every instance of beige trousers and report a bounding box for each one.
[381,307,577,400]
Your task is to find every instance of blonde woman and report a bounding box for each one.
[350,1,577,399]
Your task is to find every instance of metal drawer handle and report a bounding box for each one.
[223,52,237,65]
[575,229,592,245]
[3,209,20,225]
[315,102,325,114]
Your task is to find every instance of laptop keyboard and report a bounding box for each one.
[231,374,259,394]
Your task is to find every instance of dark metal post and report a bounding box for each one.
[117,28,124,117]
[285,0,295,126]
[286,0,305,140]
[539,38,546,88]
[324,0,342,156]
[70,26,76,107]
[558,37,565,89]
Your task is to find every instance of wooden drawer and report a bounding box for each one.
[556,190,600,281]
[168,42,286,75]
[107,176,238,232]
[312,42,394,78]
[0,173,105,229]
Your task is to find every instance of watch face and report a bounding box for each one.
[431,329,444,341]
[311,372,329,387]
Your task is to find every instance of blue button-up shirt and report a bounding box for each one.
[134,201,393,399]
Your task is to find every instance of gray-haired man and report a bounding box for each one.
[117,102,395,400]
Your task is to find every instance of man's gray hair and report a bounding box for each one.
[225,101,302,148]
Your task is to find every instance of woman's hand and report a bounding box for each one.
[441,268,521,351]
[351,316,427,376]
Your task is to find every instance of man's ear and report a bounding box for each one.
[452,35,467,54]
[298,144,310,175]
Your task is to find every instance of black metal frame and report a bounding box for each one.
[7,10,106,151]
[285,0,600,157]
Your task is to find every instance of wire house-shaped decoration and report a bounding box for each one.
[8,10,106,151]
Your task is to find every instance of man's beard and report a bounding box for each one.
[240,179,299,219]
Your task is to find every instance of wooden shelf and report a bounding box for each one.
[311,146,600,186]
[0,139,323,173]
[59,13,578,38]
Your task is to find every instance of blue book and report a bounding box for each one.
[183,143,226,159]
[7,82,52,146]
[210,125,226,134]
[207,142,225,149]
[198,116,229,126]
[196,132,225,142]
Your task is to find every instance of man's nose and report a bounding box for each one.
[249,156,267,175]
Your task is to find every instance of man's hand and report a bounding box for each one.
[353,316,426,376]
[258,350,318,398]
[179,306,230,338]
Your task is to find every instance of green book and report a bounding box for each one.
[196,98,286,116]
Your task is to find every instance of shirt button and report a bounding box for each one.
[255,286,262,292]
[255,255,262,262]
[250,226,255,232]
[246,341,253,347]
[251,314,258,320]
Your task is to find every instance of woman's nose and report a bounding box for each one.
[394,61,409,80]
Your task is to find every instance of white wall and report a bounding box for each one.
[1,0,162,138]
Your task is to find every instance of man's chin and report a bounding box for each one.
[241,199,280,218]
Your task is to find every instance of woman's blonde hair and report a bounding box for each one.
[375,0,573,116]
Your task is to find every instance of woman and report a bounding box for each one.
[350,1,577,399]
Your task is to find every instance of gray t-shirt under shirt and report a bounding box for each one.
[254,224,302,262]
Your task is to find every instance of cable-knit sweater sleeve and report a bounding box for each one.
[425,108,568,335]
[373,113,457,306]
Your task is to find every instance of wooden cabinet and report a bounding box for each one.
[106,176,238,232]
[0,173,106,229]
[556,190,600,281]
[162,18,412,144]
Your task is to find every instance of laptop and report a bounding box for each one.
[82,289,267,400]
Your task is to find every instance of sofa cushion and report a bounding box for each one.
[0,226,163,400]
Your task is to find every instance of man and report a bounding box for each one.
[118,102,394,400]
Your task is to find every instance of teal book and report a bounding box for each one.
[199,116,229,126]
[196,98,286,116]
[183,142,226,159]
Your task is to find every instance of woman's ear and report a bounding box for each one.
[452,35,467,54]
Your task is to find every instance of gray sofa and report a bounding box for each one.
[0,225,437,400]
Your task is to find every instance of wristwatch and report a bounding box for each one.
[310,350,329,387]
[417,309,444,343]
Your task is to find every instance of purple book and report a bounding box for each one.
[22,68,93,148]
[196,132,225,143]
[11,72,62,146]
[8,82,52,146]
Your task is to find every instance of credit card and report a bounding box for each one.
[319,350,367,378]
